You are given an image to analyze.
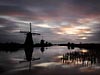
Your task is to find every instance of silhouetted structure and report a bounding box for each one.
[20,23,40,71]
[34,40,53,47]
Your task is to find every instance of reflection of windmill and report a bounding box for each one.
[20,23,40,71]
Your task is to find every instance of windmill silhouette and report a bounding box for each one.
[20,23,40,71]
[20,23,40,46]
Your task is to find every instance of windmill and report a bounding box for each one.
[20,23,40,71]
[20,23,40,46]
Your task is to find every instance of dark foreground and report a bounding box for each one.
[0,46,100,75]
[1,63,100,75]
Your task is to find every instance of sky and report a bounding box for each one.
[0,0,100,43]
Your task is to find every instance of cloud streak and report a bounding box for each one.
[0,0,100,43]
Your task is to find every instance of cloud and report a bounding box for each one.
[53,25,92,35]
[0,0,100,43]
[68,0,100,16]
[0,5,29,16]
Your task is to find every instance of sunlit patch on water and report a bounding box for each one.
[80,49,88,53]
[33,62,62,67]
[33,62,76,69]
[10,58,25,62]
[56,55,63,59]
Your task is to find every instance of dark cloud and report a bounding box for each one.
[0,18,10,24]
[87,23,100,43]
[0,18,21,43]
[0,0,100,43]
[68,0,100,16]
[0,5,31,16]
[0,18,18,29]
[85,31,100,43]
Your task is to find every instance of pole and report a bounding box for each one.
[30,23,32,33]
[29,61,31,71]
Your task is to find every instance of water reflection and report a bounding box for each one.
[60,49,97,67]
[19,47,45,71]
[0,46,100,75]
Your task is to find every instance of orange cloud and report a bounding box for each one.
[53,24,92,40]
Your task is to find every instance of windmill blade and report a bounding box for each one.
[32,33,40,35]
[19,60,27,63]
[32,57,40,61]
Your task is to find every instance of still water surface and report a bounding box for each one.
[0,46,100,75]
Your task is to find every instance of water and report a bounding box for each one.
[0,46,100,75]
